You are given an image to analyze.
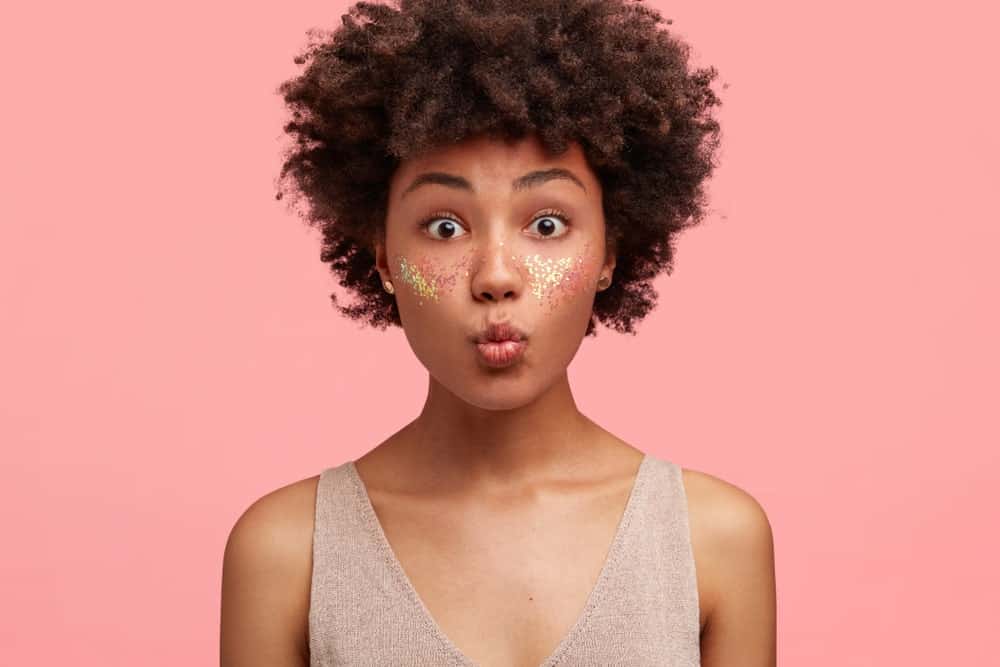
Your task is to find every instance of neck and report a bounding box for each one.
[399,370,608,487]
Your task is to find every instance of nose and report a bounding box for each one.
[470,233,522,303]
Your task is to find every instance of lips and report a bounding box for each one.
[475,321,526,344]
[473,321,528,368]
[475,339,527,368]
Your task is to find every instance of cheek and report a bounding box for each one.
[391,247,477,306]
[519,239,601,315]
[391,240,600,314]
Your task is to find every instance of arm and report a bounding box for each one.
[220,478,317,667]
[684,470,777,666]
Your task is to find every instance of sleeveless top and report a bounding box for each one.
[308,452,701,666]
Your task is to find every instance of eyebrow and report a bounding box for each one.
[400,167,587,199]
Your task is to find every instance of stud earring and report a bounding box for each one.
[597,275,611,291]
[383,280,395,295]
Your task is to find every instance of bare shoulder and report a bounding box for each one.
[680,468,773,554]
[680,467,776,666]
[228,473,322,546]
[220,473,321,667]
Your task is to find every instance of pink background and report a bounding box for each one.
[2,1,997,664]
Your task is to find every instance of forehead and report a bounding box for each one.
[388,133,598,198]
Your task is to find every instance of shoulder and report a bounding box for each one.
[225,473,322,557]
[220,473,321,666]
[679,467,776,663]
[679,467,773,558]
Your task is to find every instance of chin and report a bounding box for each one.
[438,367,545,412]
[458,388,539,412]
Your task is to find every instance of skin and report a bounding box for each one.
[220,134,777,666]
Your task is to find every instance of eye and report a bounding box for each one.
[420,212,468,240]
[418,208,571,240]
[527,209,571,239]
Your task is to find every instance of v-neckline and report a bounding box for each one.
[345,453,651,667]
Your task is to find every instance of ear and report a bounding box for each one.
[602,236,617,280]
[372,231,390,284]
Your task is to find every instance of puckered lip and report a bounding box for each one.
[472,321,527,344]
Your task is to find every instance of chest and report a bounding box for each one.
[368,484,634,667]
[308,459,703,667]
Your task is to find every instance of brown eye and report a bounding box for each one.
[421,213,468,240]
[527,211,570,238]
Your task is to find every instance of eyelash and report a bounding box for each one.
[418,208,572,240]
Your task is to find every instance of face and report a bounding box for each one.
[374,133,615,411]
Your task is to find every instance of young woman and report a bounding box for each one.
[221,1,776,665]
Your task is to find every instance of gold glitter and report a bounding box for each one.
[393,248,478,306]
[523,253,574,300]
[393,241,599,311]
[397,256,437,302]
[518,240,598,313]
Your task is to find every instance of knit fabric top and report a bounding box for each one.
[308,452,701,666]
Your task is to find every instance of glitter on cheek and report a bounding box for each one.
[392,247,478,306]
[395,256,437,304]
[440,247,479,293]
[393,240,600,311]
[519,240,601,314]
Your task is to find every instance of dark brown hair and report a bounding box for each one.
[275,0,722,336]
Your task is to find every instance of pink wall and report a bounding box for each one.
[2,1,997,664]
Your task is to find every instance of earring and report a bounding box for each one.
[383,280,395,295]
[597,275,611,291]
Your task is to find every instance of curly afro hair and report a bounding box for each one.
[275,0,722,336]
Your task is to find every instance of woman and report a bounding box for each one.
[221,1,776,665]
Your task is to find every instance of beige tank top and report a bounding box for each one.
[308,452,701,666]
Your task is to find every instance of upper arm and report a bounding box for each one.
[683,469,777,667]
[220,476,319,667]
